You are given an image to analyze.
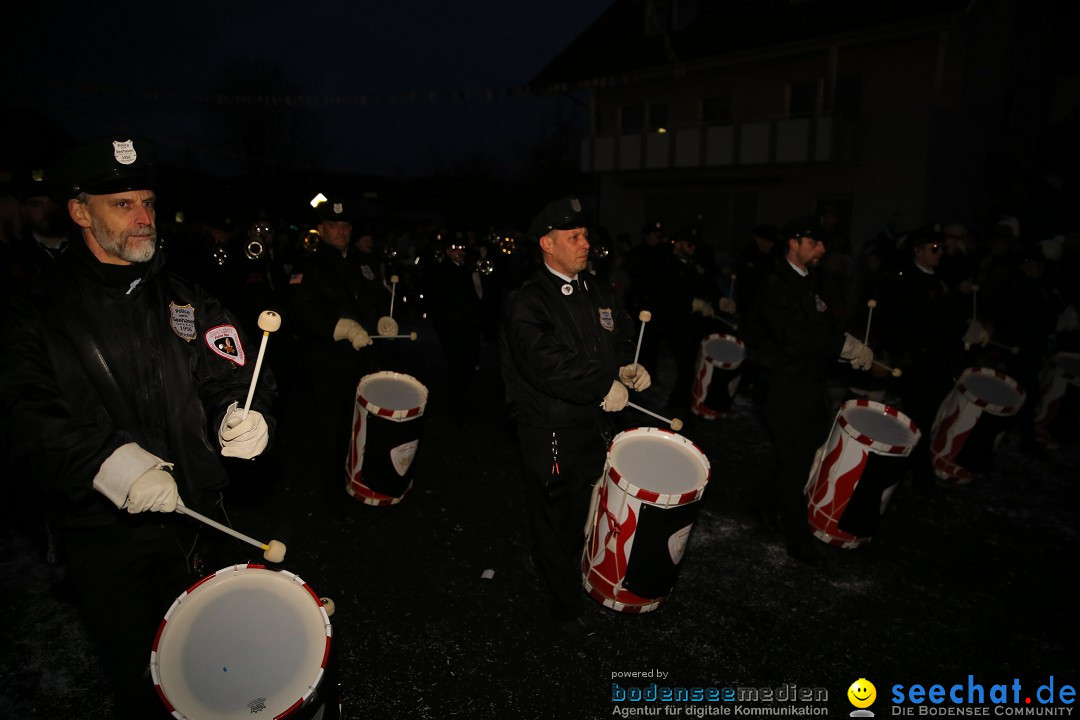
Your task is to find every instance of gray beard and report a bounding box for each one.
[91,215,157,263]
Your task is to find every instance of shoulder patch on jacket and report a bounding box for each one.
[598,307,614,331]
[205,325,246,366]
[169,302,197,341]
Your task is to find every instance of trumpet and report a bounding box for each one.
[245,238,265,260]
[246,222,272,261]
[301,228,321,254]
[498,235,517,255]
[475,258,494,276]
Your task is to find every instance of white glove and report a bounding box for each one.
[377,316,399,337]
[840,332,874,371]
[718,297,737,315]
[619,364,652,392]
[333,318,373,349]
[125,468,182,514]
[601,380,629,412]
[691,298,716,317]
[219,401,270,459]
[962,320,990,348]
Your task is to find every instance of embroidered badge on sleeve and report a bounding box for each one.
[205,325,246,366]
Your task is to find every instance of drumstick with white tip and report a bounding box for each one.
[371,332,418,341]
[864,299,877,345]
[389,274,399,318]
[632,310,651,370]
[989,340,1020,354]
[242,310,281,419]
[175,505,286,563]
[627,401,684,432]
[872,359,903,378]
[377,275,402,336]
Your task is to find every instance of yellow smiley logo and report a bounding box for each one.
[848,678,877,708]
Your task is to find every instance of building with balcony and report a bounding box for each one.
[532,0,1072,252]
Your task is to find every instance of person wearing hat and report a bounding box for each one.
[425,229,485,405]
[0,136,276,718]
[286,197,381,506]
[744,221,874,565]
[885,223,982,487]
[500,195,651,644]
[2,166,70,301]
[624,219,669,376]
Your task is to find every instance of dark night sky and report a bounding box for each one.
[3,1,615,178]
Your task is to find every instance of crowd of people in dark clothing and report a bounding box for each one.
[2,140,1078,715]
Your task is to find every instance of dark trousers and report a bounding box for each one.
[59,517,198,720]
[760,377,832,546]
[517,424,606,620]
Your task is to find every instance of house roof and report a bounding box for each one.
[531,0,976,91]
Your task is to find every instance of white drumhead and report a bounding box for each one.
[963,372,1023,408]
[153,566,330,719]
[359,372,428,411]
[609,429,709,496]
[703,336,744,365]
[843,406,918,448]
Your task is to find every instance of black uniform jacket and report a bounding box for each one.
[0,238,275,527]
[501,268,635,430]
[746,260,845,383]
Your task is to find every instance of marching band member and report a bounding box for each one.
[0,137,275,718]
[745,221,873,565]
[500,196,650,644]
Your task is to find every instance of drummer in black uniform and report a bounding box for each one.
[745,221,874,564]
[287,198,380,505]
[501,196,651,644]
[887,224,976,490]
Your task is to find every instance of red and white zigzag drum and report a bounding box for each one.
[1033,352,1080,447]
[151,564,335,720]
[805,399,920,549]
[581,428,711,613]
[930,367,1025,483]
[347,371,429,506]
[690,333,745,419]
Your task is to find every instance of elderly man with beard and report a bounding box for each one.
[0,137,275,719]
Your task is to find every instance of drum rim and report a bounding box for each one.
[957,367,1026,415]
[837,398,921,454]
[356,370,429,419]
[700,333,745,368]
[1051,351,1080,382]
[607,427,711,505]
[150,564,332,718]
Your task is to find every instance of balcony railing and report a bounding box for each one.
[580,114,856,173]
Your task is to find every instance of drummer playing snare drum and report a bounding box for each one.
[744,220,874,566]
[500,195,651,645]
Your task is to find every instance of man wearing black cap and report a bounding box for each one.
[2,166,70,299]
[287,197,381,505]
[745,222,873,564]
[501,196,651,643]
[0,136,276,718]
[889,224,984,487]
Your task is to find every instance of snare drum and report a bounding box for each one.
[347,371,429,506]
[690,334,745,419]
[581,428,711,613]
[1033,352,1080,447]
[151,565,336,720]
[805,399,920,548]
[930,367,1025,483]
